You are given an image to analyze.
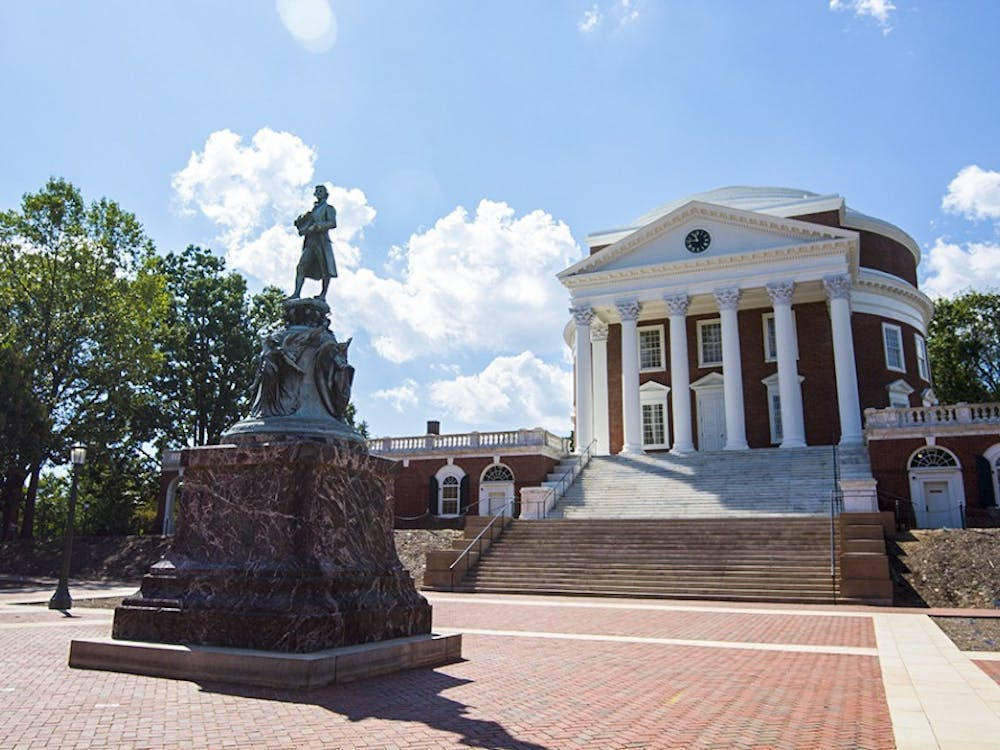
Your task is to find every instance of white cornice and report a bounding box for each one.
[562,201,857,281]
[855,268,934,326]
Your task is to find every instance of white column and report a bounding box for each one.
[665,294,694,454]
[714,287,749,450]
[570,306,595,454]
[616,299,643,455]
[766,281,806,448]
[590,322,611,456]
[823,274,864,445]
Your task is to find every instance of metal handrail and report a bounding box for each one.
[829,445,842,602]
[448,499,517,590]
[537,439,597,519]
[877,488,915,532]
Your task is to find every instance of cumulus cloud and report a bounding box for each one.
[173,128,580,366]
[921,239,1000,298]
[829,0,896,33]
[276,0,338,53]
[373,379,420,412]
[942,165,1000,221]
[428,352,572,432]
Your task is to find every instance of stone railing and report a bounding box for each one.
[368,428,571,456]
[864,402,1000,430]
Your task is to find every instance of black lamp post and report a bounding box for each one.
[48,443,87,611]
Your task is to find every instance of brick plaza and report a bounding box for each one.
[2,584,999,749]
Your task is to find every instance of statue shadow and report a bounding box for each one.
[196,666,549,750]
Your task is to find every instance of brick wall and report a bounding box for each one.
[389,454,560,528]
[852,312,932,410]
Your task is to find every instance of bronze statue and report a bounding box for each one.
[290,184,338,300]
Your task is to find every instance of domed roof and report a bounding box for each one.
[588,185,920,263]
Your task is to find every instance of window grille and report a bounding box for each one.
[639,328,664,370]
[482,465,514,482]
[699,321,723,366]
[909,447,958,469]
[642,403,665,446]
[440,476,460,515]
[883,324,904,371]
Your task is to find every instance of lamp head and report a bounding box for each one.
[70,444,87,466]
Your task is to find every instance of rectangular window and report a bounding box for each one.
[770,391,783,444]
[882,323,905,372]
[441,482,459,515]
[697,319,723,367]
[762,312,799,362]
[915,334,930,382]
[638,326,665,371]
[642,403,666,447]
[889,393,910,409]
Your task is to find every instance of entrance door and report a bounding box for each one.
[480,484,514,516]
[923,481,959,528]
[697,389,726,451]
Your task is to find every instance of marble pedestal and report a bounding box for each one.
[110,438,432,653]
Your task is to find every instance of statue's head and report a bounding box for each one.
[314,184,328,201]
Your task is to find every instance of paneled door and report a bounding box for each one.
[923,481,960,528]
[696,389,726,451]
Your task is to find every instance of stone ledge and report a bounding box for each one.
[69,633,462,690]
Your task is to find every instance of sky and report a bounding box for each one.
[2,0,999,440]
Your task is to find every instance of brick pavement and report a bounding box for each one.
[975,659,1000,687]
[0,596,901,750]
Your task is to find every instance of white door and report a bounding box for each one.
[923,481,959,528]
[697,390,726,451]
[480,484,514,516]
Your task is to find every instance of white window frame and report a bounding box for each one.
[434,465,465,517]
[915,333,930,382]
[882,322,906,373]
[639,381,671,450]
[886,378,914,409]
[637,324,666,373]
[696,318,723,368]
[761,372,803,446]
[762,312,799,362]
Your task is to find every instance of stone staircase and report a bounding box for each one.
[549,446,840,519]
[451,517,839,603]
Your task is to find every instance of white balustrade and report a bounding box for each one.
[367,428,571,455]
[864,402,1000,429]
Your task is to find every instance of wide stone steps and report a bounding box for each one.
[454,517,839,602]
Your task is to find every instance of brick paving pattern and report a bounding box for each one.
[431,599,876,648]
[0,599,897,750]
[975,659,1000,687]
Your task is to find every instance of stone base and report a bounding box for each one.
[69,633,462,689]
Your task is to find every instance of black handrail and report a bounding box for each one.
[537,439,597,518]
[448,499,516,590]
[829,445,842,602]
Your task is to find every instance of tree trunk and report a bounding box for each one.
[18,461,42,540]
[1,470,27,541]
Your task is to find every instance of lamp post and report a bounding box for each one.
[48,443,87,611]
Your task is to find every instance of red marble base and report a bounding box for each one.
[113,439,431,653]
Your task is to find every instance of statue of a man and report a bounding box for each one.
[290,184,338,299]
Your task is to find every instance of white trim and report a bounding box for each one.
[881,322,906,373]
[921,388,938,407]
[435,464,466,518]
[696,318,723,368]
[761,372,804,446]
[854,269,933,331]
[639,381,671,450]
[984,444,1000,513]
[637,324,666,372]
[762,311,798,362]
[886,378,914,409]
[915,333,930,382]
[907,446,965,529]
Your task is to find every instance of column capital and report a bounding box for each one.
[615,299,641,322]
[664,293,690,317]
[570,306,596,326]
[765,280,795,306]
[713,287,742,311]
[822,274,853,300]
[590,322,609,343]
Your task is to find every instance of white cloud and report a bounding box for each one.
[373,379,419,412]
[429,352,572,432]
[829,0,896,34]
[618,0,640,26]
[578,5,601,32]
[942,165,1000,221]
[173,128,580,365]
[276,0,338,53]
[921,238,1000,298]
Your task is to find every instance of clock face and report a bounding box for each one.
[685,228,711,253]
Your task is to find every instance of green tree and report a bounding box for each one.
[927,290,1000,403]
[0,178,167,538]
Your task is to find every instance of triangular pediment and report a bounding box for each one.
[559,201,856,281]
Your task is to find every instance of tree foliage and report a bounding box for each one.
[0,178,168,538]
[926,291,1000,404]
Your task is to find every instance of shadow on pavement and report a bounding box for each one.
[197,667,549,750]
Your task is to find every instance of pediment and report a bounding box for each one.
[559,201,856,280]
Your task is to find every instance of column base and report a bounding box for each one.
[724,441,749,451]
[779,438,807,449]
[670,443,695,455]
[838,434,864,446]
[618,444,645,455]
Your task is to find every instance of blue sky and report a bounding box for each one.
[2,1,999,439]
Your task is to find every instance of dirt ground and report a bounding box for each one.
[890,528,1000,609]
[0,529,461,590]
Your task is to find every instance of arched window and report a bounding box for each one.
[481,464,514,482]
[909,447,959,469]
[440,476,460,515]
